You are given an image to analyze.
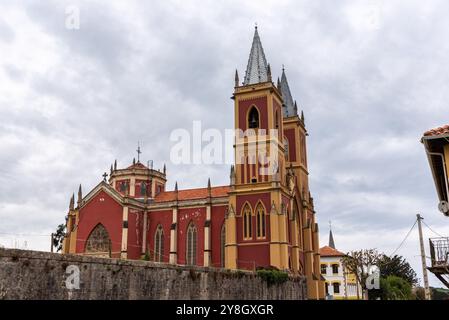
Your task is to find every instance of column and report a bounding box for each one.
[203,204,212,267]
[121,206,129,259]
[169,206,178,264]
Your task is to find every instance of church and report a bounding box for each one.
[62,27,325,300]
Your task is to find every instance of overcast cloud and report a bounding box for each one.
[1,0,448,287]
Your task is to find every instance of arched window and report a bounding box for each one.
[186,222,197,266]
[221,223,226,268]
[248,107,259,129]
[140,181,147,197]
[154,225,164,262]
[85,224,110,255]
[284,137,289,161]
[242,204,252,239]
[256,203,266,238]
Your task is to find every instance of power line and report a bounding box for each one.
[422,221,446,238]
[390,218,417,257]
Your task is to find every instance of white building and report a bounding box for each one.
[319,228,362,300]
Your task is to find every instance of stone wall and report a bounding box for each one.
[0,248,307,300]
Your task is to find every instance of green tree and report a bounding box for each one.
[379,254,418,285]
[380,276,413,300]
[52,223,66,252]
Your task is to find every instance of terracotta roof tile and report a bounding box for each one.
[319,246,345,257]
[154,186,230,203]
[424,125,449,137]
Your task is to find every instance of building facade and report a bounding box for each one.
[62,27,325,299]
[422,125,449,289]
[319,229,362,300]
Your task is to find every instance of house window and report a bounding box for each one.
[242,204,252,239]
[85,224,110,255]
[186,222,197,266]
[321,264,327,274]
[154,225,164,262]
[332,264,339,274]
[333,282,340,294]
[140,182,147,197]
[256,203,266,238]
[248,107,259,129]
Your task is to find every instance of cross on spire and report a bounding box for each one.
[102,172,108,182]
[136,141,142,163]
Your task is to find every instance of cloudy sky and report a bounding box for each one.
[1,0,448,287]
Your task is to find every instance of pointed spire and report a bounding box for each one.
[280,66,297,118]
[230,165,235,185]
[267,63,272,82]
[243,26,269,85]
[174,181,179,201]
[277,77,281,90]
[110,164,113,175]
[163,163,166,175]
[294,101,298,114]
[329,221,336,249]
[77,184,82,206]
[114,159,117,170]
[301,110,305,122]
[207,178,211,189]
[69,193,75,211]
[133,158,136,165]
[235,69,239,87]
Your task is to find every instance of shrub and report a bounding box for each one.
[256,269,288,286]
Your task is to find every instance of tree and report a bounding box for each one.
[378,254,418,286]
[52,223,66,252]
[341,249,382,299]
[380,276,413,300]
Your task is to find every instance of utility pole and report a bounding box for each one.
[416,214,431,300]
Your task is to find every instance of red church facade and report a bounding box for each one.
[63,27,325,299]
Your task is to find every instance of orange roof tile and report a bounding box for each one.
[424,125,449,137]
[319,246,345,257]
[154,186,230,203]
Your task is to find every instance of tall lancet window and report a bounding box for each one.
[256,203,266,238]
[242,204,252,240]
[221,223,226,268]
[186,222,198,266]
[248,107,260,129]
[284,137,289,161]
[85,224,110,255]
[154,225,164,262]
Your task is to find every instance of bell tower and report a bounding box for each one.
[225,27,290,271]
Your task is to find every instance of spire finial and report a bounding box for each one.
[267,63,272,82]
[207,178,211,189]
[282,64,285,72]
[77,184,82,206]
[255,22,258,30]
[136,141,142,163]
[235,69,239,87]
[301,110,305,122]
[69,193,75,211]
[163,163,166,174]
[114,159,117,170]
[175,181,178,192]
[102,172,108,182]
[133,158,136,165]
